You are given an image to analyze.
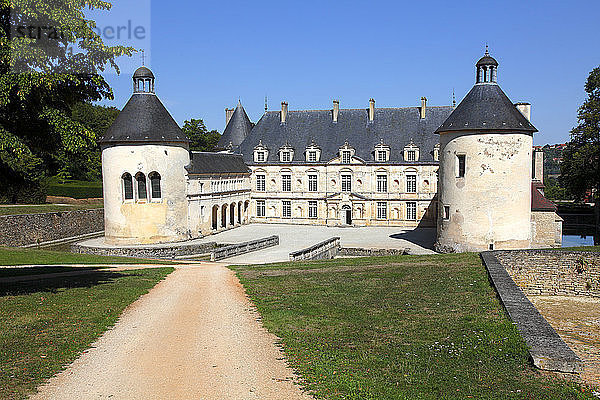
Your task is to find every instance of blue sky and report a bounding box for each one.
[97,0,600,145]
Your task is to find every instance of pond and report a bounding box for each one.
[562,234,595,247]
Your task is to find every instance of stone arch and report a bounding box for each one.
[221,204,227,228]
[212,205,219,230]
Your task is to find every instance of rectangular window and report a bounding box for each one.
[257,200,266,217]
[308,151,317,162]
[341,174,352,192]
[376,175,387,193]
[282,174,291,192]
[282,151,291,162]
[457,154,466,178]
[377,151,386,162]
[407,150,416,161]
[377,201,387,219]
[341,151,351,164]
[308,175,318,192]
[308,200,317,218]
[407,202,417,220]
[443,205,450,220]
[282,200,291,218]
[406,175,417,193]
[256,175,265,191]
[257,152,265,162]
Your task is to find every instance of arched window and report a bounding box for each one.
[149,172,161,199]
[135,172,147,200]
[122,173,133,200]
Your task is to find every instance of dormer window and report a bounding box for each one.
[305,141,321,162]
[253,140,269,163]
[433,143,440,161]
[403,141,419,162]
[374,141,390,162]
[278,144,294,163]
[342,151,351,164]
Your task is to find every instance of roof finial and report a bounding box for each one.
[264,95,268,112]
[141,50,145,66]
[452,88,456,108]
[485,44,489,56]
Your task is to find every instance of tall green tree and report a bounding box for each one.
[182,118,220,152]
[560,67,600,244]
[65,102,119,181]
[0,0,134,203]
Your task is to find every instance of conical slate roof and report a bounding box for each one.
[435,83,537,134]
[217,102,253,149]
[99,94,190,144]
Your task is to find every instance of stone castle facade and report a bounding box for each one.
[100,50,562,251]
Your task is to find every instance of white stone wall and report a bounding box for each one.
[102,143,190,244]
[248,163,439,227]
[436,132,533,252]
[186,174,251,237]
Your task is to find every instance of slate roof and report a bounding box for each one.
[186,152,250,175]
[435,83,537,134]
[217,102,254,149]
[133,66,154,79]
[531,181,557,212]
[99,94,190,144]
[236,106,454,164]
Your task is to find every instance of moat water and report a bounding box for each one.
[562,234,595,247]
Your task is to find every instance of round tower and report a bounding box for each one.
[435,50,538,252]
[99,66,191,245]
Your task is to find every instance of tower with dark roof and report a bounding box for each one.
[217,100,254,150]
[435,50,538,252]
[99,66,192,245]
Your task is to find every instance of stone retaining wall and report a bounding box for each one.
[72,241,217,259]
[289,237,340,261]
[494,250,600,298]
[338,247,408,257]
[0,209,104,247]
[211,236,279,261]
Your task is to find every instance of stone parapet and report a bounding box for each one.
[0,209,104,247]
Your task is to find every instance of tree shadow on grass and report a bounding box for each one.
[0,269,127,296]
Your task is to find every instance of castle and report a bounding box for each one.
[99,50,562,252]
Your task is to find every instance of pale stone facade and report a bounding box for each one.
[248,163,438,227]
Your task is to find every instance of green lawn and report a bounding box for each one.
[0,247,175,266]
[46,180,103,199]
[232,253,595,399]
[561,245,600,252]
[0,204,103,216]
[0,267,174,399]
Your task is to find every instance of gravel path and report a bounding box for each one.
[30,264,313,399]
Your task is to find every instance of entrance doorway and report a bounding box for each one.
[212,205,218,230]
[342,205,352,225]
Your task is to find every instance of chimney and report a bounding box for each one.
[332,100,339,123]
[515,102,531,121]
[225,108,234,125]
[280,101,288,124]
[420,97,427,119]
[533,149,544,183]
[368,98,375,122]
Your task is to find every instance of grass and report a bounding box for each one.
[46,180,103,199]
[231,253,595,399]
[561,245,600,252]
[0,267,174,399]
[0,204,103,216]
[0,247,176,266]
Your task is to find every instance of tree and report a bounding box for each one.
[0,0,134,203]
[65,102,120,181]
[560,67,600,245]
[182,118,221,152]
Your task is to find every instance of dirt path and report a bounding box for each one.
[30,264,313,399]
